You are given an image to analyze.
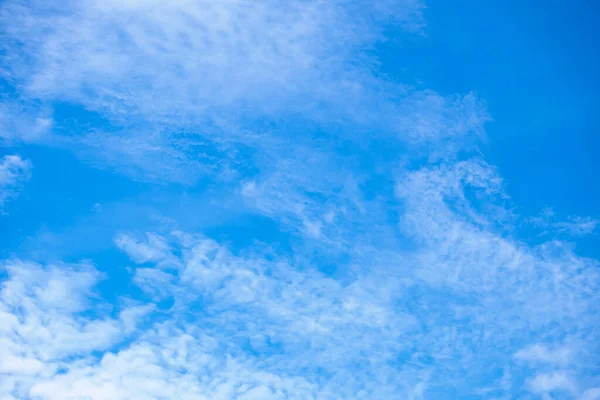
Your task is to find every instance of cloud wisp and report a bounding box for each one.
[0,155,31,209]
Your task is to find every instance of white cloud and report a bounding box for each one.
[528,208,598,237]
[0,100,53,143]
[0,0,477,188]
[529,371,577,396]
[553,216,598,236]
[7,0,424,114]
[0,155,31,208]
[114,232,174,265]
[2,205,600,399]
[0,0,492,266]
[397,91,490,160]
[394,158,600,396]
[0,260,148,399]
[0,236,426,399]
[1,1,598,399]
[515,344,571,366]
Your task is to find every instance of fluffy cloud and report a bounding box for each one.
[2,194,599,398]
[0,260,143,399]
[0,237,424,399]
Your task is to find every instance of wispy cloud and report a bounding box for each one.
[528,207,598,237]
[0,155,31,209]
[0,100,53,143]
[2,187,599,398]
[395,158,599,396]
[1,0,441,186]
[529,371,577,397]
[1,0,598,399]
[515,344,572,366]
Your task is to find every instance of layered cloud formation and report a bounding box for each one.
[0,0,598,399]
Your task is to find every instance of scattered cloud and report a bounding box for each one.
[0,0,598,399]
[2,182,599,398]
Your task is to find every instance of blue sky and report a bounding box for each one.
[0,0,599,399]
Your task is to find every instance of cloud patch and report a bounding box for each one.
[0,155,31,209]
